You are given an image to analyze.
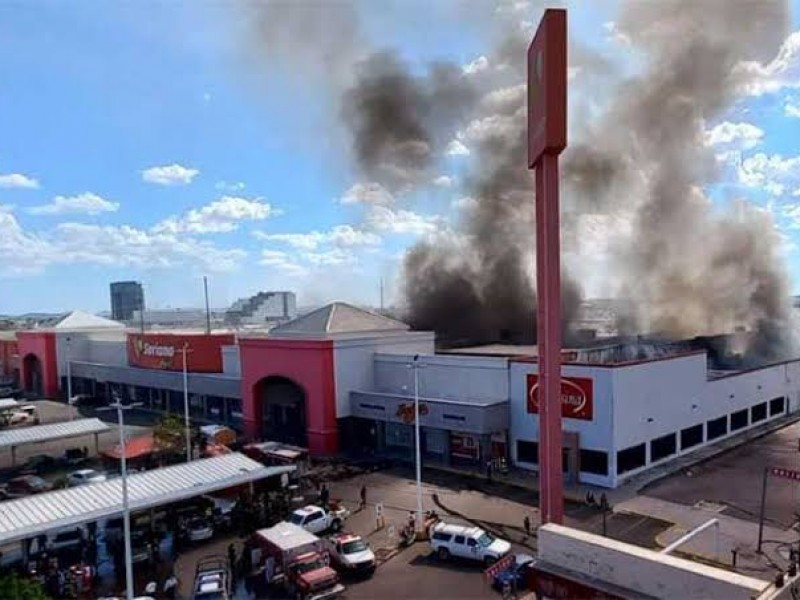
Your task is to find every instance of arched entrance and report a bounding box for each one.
[259,376,307,446]
[23,354,42,395]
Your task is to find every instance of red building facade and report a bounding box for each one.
[17,331,58,397]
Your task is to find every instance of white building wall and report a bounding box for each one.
[509,360,615,486]
[612,353,800,485]
[373,352,508,403]
[56,330,127,379]
[332,332,435,419]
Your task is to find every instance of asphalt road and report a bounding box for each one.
[346,543,500,600]
[641,420,800,527]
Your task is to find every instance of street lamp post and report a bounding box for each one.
[104,396,142,600]
[410,355,424,531]
[65,336,73,421]
[181,342,191,462]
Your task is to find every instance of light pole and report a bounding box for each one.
[103,395,142,600]
[181,342,192,462]
[65,336,73,421]
[409,355,424,531]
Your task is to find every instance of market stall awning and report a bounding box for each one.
[0,418,109,449]
[0,453,294,545]
[102,434,154,460]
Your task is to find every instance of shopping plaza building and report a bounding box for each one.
[0,304,797,488]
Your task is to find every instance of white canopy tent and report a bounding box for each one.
[0,452,294,545]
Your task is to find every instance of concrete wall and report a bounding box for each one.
[537,524,769,600]
[508,360,615,486]
[332,332,435,418]
[221,345,241,377]
[373,352,508,402]
[55,330,127,379]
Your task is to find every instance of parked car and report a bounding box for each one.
[491,553,536,591]
[288,504,350,535]
[191,555,232,600]
[130,530,153,564]
[67,469,106,487]
[64,447,89,465]
[22,454,61,475]
[429,522,511,565]
[324,533,376,577]
[1,405,39,426]
[187,518,215,543]
[2,475,53,498]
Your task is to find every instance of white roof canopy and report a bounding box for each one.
[0,418,109,449]
[0,399,19,411]
[0,453,294,545]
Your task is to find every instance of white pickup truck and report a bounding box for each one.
[429,522,511,566]
[289,504,350,535]
[324,533,376,577]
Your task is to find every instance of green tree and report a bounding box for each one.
[153,413,187,457]
[0,573,50,600]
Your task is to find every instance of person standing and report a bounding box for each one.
[359,484,367,510]
[319,483,330,507]
[523,515,531,537]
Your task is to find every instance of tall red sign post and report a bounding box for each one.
[528,9,567,525]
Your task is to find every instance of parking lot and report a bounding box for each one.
[641,420,800,527]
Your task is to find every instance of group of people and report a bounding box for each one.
[28,558,95,599]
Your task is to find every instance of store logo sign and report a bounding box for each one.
[141,343,175,358]
[527,374,593,420]
[396,402,429,424]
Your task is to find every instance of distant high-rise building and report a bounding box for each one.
[226,291,297,326]
[110,281,144,322]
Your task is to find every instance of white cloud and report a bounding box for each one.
[445,139,470,156]
[302,248,356,266]
[460,113,519,145]
[784,97,800,118]
[339,182,394,205]
[462,55,488,75]
[153,196,276,234]
[433,175,453,188]
[0,205,247,275]
[738,152,800,196]
[366,206,440,235]
[29,192,119,216]
[214,180,245,192]
[451,196,478,211]
[603,21,631,46]
[255,224,381,250]
[0,173,39,189]
[735,30,800,96]
[704,121,764,150]
[141,163,199,186]
[259,249,308,276]
[55,222,245,272]
[480,84,525,113]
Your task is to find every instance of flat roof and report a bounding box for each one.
[0,418,109,449]
[0,453,293,545]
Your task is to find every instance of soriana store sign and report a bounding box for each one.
[527,374,593,420]
[127,333,235,373]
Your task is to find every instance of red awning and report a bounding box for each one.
[103,435,154,460]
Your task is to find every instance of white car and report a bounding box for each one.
[288,504,349,535]
[429,522,511,565]
[67,469,107,487]
[325,532,376,576]
[187,518,214,542]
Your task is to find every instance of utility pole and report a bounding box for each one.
[181,342,192,462]
[66,336,73,421]
[203,276,211,335]
[379,277,384,313]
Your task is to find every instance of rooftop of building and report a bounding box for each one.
[265,302,412,339]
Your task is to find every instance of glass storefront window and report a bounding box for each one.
[385,422,412,448]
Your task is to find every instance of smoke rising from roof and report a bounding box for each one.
[243,0,797,360]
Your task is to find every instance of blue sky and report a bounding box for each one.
[1,1,800,315]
